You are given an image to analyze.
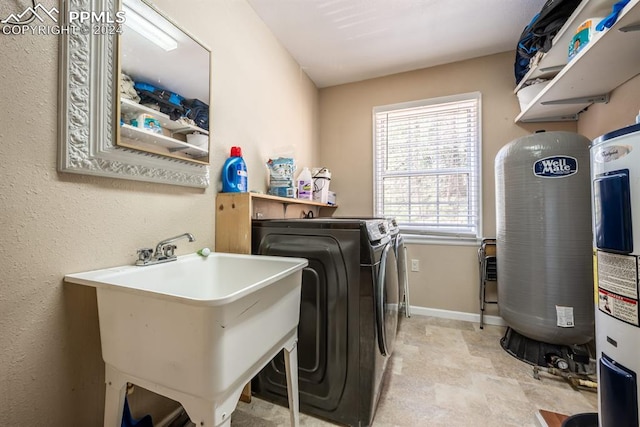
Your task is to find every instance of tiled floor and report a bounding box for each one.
[230,315,598,426]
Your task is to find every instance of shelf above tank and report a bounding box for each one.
[516,0,640,122]
[514,0,618,94]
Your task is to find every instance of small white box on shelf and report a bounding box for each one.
[327,191,336,206]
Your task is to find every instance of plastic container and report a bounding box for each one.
[297,167,313,200]
[312,167,331,204]
[222,146,248,193]
[516,81,550,111]
[186,133,208,149]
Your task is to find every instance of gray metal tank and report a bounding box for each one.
[495,131,594,345]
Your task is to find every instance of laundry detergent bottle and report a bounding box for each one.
[297,166,313,199]
[222,146,248,192]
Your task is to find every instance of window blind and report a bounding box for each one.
[373,92,481,238]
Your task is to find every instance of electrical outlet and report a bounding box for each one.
[411,259,419,272]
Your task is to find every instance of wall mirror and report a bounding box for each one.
[58,0,212,188]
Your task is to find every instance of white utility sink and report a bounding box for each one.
[65,252,308,427]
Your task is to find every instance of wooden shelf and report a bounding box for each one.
[215,192,336,255]
[248,192,337,208]
[516,0,640,122]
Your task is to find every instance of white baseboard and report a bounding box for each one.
[408,305,506,327]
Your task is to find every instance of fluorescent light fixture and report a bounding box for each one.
[123,5,178,52]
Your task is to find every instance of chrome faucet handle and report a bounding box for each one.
[137,248,154,263]
[162,244,177,258]
[154,233,195,256]
[136,233,195,267]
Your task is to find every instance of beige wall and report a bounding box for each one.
[0,0,317,424]
[318,51,576,315]
[577,74,640,140]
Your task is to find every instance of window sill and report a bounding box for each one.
[402,234,480,246]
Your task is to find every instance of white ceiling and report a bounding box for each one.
[247,0,548,88]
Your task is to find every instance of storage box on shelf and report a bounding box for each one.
[515,0,640,122]
[119,98,210,163]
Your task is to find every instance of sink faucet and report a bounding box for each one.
[155,232,195,256]
[136,233,196,266]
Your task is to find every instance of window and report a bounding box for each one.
[373,92,481,240]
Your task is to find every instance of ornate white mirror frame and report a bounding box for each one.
[57,0,210,188]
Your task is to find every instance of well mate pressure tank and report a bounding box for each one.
[495,131,594,345]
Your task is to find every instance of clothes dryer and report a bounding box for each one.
[331,216,409,319]
[251,218,398,426]
[386,218,410,317]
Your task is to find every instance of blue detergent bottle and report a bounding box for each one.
[222,146,248,192]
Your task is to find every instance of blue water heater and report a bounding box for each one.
[591,123,640,427]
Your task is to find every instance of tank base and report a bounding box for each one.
[500,327,593,373]
[560,413,598,427]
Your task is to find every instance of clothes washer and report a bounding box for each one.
[251,218,399,426]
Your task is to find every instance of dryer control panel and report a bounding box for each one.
[386,217,399,235]
[365,220,388,243]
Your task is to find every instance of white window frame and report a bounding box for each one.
[372,92,482,244]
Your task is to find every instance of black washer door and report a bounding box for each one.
[253,233,353,411]
[375,242,399,356]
